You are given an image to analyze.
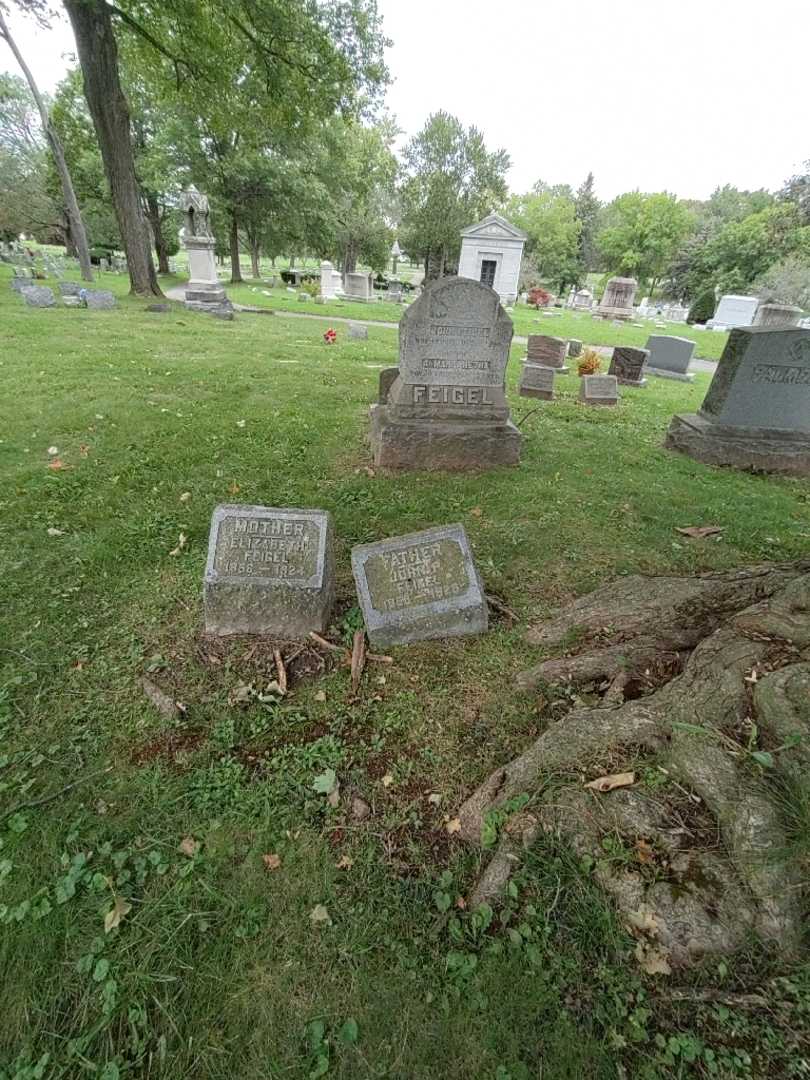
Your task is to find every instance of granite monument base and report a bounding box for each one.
[665,413,810,476]
[185,286,227,303]
[647,367,695,383]
[369,404,521,471]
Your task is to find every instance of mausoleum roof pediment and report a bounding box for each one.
[460,212,527,241]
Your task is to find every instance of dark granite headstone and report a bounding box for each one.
[204,505,335,636]
[665,328,810,474]
[351,523,488,646]
[608,346,648,386]
[370,276,521,470]
[567,338,583,359]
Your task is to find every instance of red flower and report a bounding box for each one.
[324,328,337,344]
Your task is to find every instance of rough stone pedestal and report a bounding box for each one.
[665,414,810,475]
[370,404,521,471]
[184,234,226,304]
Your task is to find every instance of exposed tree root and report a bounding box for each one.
[461,565,810,967]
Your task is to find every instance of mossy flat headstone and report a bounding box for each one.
[351,523,488,647]
[204,505,334,637]
[85,289,117,310]
[20,285,56,307]
[518,362,555,400]
[580,374,618,406]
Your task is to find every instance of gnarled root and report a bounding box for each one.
[460,570,810,966]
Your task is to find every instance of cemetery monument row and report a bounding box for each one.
[351,523,488,647]
[204,505,335,636]
[369,276,522,471]
[665,327,810,475]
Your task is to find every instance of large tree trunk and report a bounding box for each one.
[249,239,260,279]
[229,214,242,283]
[145,192,169,275]
[0,10,93,283]
[63,0,161,297]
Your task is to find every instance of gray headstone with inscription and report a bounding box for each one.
[369,276,521,470]
[85,290,117,310]
[351,523,488,647]
[579,374,619,406]
[204,505,335,636]
[665,328,810,474]
[519,362,555,400]
[645,335,695,382]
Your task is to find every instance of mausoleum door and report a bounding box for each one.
[480,259,497,288]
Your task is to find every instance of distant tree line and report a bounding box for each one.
[1,0,809,310]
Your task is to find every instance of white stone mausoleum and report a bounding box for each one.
[458,213,526,304]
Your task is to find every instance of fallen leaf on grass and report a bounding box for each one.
[585,771,635,793]
[46,527,64,537]
[675,525,723,539]
[381,773,394,788]
[104,894,132,933]
[228,481,240,495]
[179,837,200,858]
[335,854,353,870]
[314,690,327,703]
[47,445,58,455]
[79,444,90,457]
[169,532,187,556]
[428,793,442,806]
[179,491,191,502]
[445,817,462,835]
[470,506,483,517]
[263,853,282,871]
[310,903,332,926]
[47,458,71,471]
[141,676,181,720]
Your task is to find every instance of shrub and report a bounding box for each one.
[687,288,716,324]
[528,286,552,308]
[300,280,319,298]
[578,348,602,376]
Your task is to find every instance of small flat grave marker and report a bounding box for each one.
[519,362,555,400]
[351,523,488,647]
[580,374,619,406]
[20,285,56,308]
[85,290,117,310]
[204,505,334,636]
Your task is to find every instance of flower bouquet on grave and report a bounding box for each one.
[323,327,337,344]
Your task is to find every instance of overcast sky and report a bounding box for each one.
[2,0,808,202]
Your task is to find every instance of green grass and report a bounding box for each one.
[1,266,809,1079]
[220,278,729,361]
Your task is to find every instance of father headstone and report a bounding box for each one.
[369,276,521,470]
[204,505,335,636]
[579,374,619,406]
[645,334,695,382]
[85,290,116,310]
[665,328,810,475]
[608,346,648,386]
[20,285,56,308]
[351,523,488,647]
[519,363,555,400]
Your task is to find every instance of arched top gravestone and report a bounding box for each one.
[369,277,521,470]
[386,277,514,424]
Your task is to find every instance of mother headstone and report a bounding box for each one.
[370,276,521,471]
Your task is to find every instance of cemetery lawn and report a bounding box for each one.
[2,267,809,1080]
[223,279,731,361]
